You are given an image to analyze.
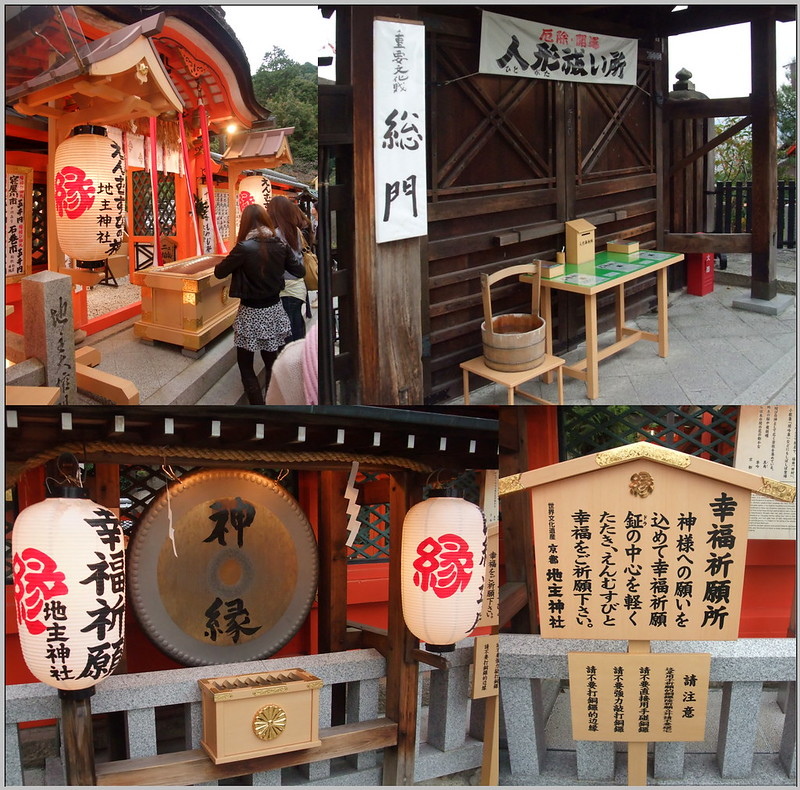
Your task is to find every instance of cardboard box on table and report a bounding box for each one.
[565,218,596,264]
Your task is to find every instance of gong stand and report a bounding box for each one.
[60,687,97,785]
[627,640,651,786]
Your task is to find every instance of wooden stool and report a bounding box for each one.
[460,354,565,405]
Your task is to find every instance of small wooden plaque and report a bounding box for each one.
[471,634,500,699]
[567,651,711,742]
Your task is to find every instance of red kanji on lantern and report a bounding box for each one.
[238,191,255,211]
[12,548,69,635]
[54,166,96,219]
[412,533,473,599]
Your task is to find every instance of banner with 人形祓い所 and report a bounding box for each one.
[479,9,638,87]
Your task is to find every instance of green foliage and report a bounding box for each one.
[713,117,752,183]
[252,47,317,168]
[561,406,649,460]
[777,58,796,148]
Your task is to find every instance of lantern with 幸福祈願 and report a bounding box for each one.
[53,125,125,265]
[400,493,486,652]
[11,475,125,691]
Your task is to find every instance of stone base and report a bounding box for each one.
[732,293,795,315]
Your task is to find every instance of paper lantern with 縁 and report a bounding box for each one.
[53,126,125,263]
[238,175,272,212]
[11,488,126,690]
[400,495,486,651]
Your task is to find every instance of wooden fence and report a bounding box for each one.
[6,645,485,786]
[713,180,797,249]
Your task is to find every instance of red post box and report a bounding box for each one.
[686,252,715,296]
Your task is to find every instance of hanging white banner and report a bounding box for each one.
[479,10,638,86]
[373,18,428,244]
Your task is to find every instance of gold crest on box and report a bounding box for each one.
[198,669,322,764]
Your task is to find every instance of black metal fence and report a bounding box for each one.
[713,180,796,249]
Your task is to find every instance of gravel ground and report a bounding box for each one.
[86,275,141,319]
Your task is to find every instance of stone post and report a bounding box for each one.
[21,271,77,403]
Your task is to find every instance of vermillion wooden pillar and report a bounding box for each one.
[498,406,560,632]
[318,470,350,724]
[87,463,128,760]
[351,6,424,405]
[318,470,349,652]
[383,471,421,784]
[749,17,778,301]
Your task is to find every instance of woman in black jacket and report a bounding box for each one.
[214,204,305,404]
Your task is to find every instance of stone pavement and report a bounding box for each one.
[450,260,796,406]
[48,251,799,407]
[71,299,318,406]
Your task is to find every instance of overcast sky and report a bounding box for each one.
[221,5,334,73]
[221,6,796,96]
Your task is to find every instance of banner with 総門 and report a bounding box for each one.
[479,9,638,86]
[373,18,428,244]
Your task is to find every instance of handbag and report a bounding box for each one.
[296,227,318,290]
[302,245,319,290]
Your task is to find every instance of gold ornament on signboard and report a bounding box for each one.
[595,443,691,469]
[629,471,654,498]
[253,705,287,740]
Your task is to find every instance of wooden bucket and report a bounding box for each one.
[480,262,546,372]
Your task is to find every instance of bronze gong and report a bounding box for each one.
[128,469,318,666]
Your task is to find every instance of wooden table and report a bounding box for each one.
[460,354,565,405]
[533,250,684,400]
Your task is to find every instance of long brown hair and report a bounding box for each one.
[237,203,274,244]
[267,195,314,252]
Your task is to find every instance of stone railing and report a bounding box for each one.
[6,645,484,786]
[500,634,796,786]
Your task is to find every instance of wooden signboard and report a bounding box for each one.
[734,405,797,540]
[5,165,33,283]
[471,634,500,699]
[500,443,796,786]
[567,651,711,741]
[532,454,750,640]
[477,470,500,629]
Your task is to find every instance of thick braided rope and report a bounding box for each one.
[8,440,433,485]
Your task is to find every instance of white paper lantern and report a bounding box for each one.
[11,490,126,690]
[401,495,486,651]
[53,125,126,263]
[238,175,272,211]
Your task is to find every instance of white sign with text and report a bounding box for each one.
[479,10,638,86]
[373,19,428,243]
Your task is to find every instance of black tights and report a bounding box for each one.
[237,347,279,405]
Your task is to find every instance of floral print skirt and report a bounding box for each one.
[233,303,291,353]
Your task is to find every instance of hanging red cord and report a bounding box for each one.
[178,111,202,257]
[148,116,163,267]
[198,104,227,254]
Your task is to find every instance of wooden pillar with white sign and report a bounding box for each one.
[351,7,425,404]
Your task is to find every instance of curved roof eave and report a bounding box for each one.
[92,5,270,124]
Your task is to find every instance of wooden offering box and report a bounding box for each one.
[199,669,323,764]
[132,254,237,353]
